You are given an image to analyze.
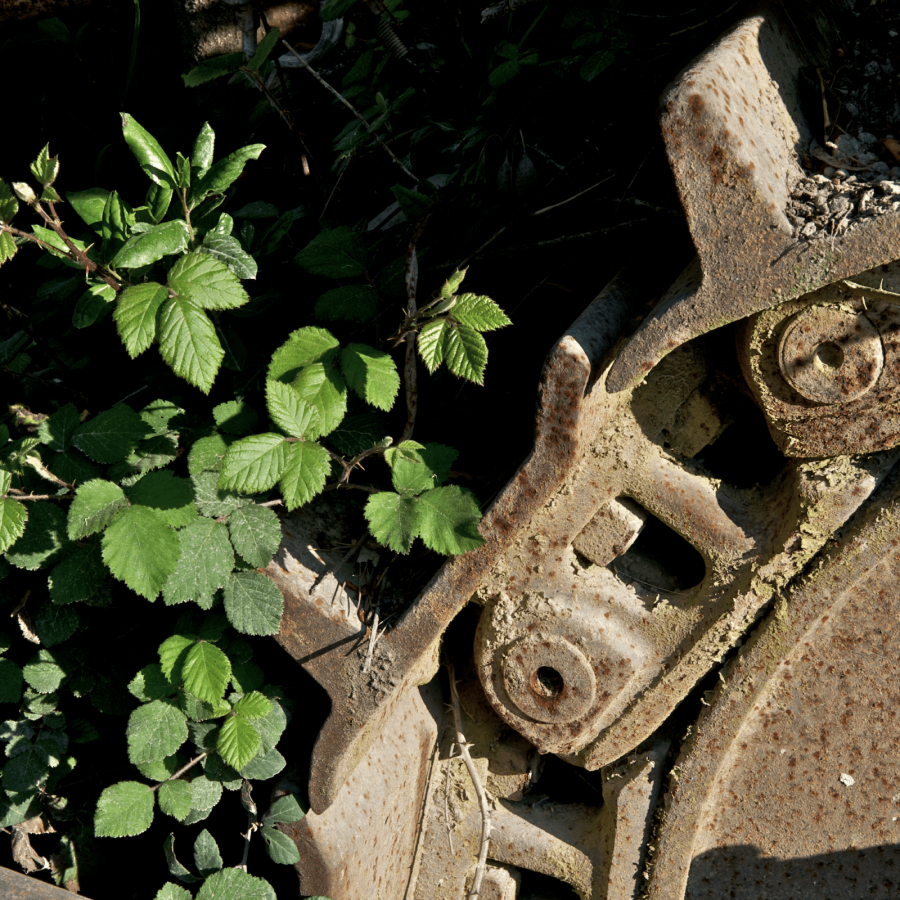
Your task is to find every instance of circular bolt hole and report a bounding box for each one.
[814,341,844,372]
[532,666,565,700]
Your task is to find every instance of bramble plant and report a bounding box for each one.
[0,45,510,889]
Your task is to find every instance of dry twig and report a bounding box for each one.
[281,40,417,183]
[446,663,491,899]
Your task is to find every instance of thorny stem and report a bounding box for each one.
[4,492,73,502]
[401,215,432,441]
[446,662,491,900]
[150,751,209,792]
[281,40,418,183]
[180,189,195,247]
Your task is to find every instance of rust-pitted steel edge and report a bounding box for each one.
[606,5,900,394]
[0,867,89,900]
[269,260,661,815]
[644,462,900,899]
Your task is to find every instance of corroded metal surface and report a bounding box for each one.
[606,5,900,394]
[739,260,900,457]
[644,465,900,900]
[270,258,664,816]
[0,868,89,899]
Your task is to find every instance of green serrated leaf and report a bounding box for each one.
[30,143,59,185]
[112,220,189,269]
[441,323,488,384]
[140,400,186,437]
[230,659,264,693]
[33,602,80,647]
[102,505,181,600]
[159,634,195,684]
[164,832,199,883]
[212,400,258,436]
[120,113,177,189]
[100,190,130,262]
[73,282,116,329]
[129,664,177,702]
[265,380,318,438]
[268,327,341,381]
[391,443,458,494]
[289,365,347,439]
[0,230,18,266]
[218,434,288,494]
[264,793,306,827]
[216,714,261,771]
[5,501,68,570]
[48,542,105,604]
[73,404,148,464]
[295,226,367,278]
[183,52,245,87]
[189,772,223,813]
[414,485,485,555]
[125,470,196,527]
[238,746,285,780]
[227,505,281,569]
[196,868,274,900]
[163,519,234,607]
[340,344,400,411]
[65,187,109,232]
[158,294,224,394]
[261,825,301,865]
[314,283,380,322]
[36,403,80,452]
[279,440,330,511]
[168,252,249,310]
[113,282,168,358]
[67,480,126,539]
[23,649,66,693]
[155,884,193,900]
[95,781,155,837]
[145,180,174,224]
[191,144,266,207]
[182,642,231,704]
[0,178,21,224]
[200,232,257,280]
[137,753,185,783]
[327,410,388,457]
[417,318,447,373]
[188,434,236,475]
[158,779,192,821]
[0,658,24,704]
[222,571,283,636]
[190,471,245,518]
[194,828,223,876]
[364,491,417,554]
[127,700,189,765]
[452,293,512,331]
[191,122,216,177]
[0,497,28,555]
[233,690,272,720]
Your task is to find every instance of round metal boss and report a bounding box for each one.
[778,305,883,404]
[501,634,596,724]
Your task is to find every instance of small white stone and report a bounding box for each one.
[840,772,855,787]
[822,167,836,178]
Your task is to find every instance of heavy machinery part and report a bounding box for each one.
[472,297,899,764]
[644,463,900,899]
[606,4,900,394]
[739,260,900,457]
[0,868,90,899]
[267,255,678,816]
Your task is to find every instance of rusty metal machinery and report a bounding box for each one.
[253,3,900,899]
[10,2,900,898]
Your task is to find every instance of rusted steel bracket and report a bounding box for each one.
[267,256,668,816]
[606,4,900,394]
[644,462,900,899]
[0,867,90,899]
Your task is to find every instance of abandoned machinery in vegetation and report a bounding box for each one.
[7,1,900,898]
[256,5,900,899]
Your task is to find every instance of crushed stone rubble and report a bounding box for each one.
[788,131,900,241]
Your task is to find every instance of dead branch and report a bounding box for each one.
[447,662,491,899]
